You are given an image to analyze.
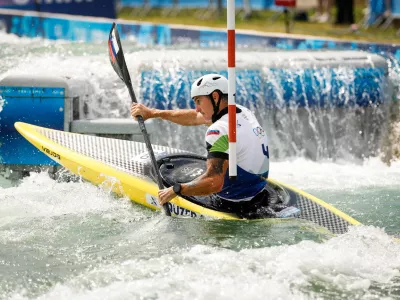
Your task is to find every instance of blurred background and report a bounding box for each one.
[0,0,400,41]
[116,0,400,41]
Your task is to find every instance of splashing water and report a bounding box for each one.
[1,33,400,300]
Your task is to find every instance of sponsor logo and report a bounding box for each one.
[181,167,204,178]
[199,81,218,89]
[41,147,61,160]
[146,194,160,208]
[253,126,266,137]
[207,130,220,136]
[145,194,199,218]
[168,203,198,218]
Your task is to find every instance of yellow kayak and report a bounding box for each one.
[15,121,360,234]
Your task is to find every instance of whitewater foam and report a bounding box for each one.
[8,225,399,300]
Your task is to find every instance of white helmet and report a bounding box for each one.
[191,74,228,99]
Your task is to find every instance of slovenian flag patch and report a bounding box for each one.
[108,30,119,62]
[207,130,220,136]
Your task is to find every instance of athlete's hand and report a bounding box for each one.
[158,187,176,205]
[130,103,154,121]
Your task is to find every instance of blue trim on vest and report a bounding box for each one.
[216,166,268,201]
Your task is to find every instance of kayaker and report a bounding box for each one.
[131,73,285,218]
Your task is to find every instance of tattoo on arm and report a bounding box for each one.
[185,158,226,190]
[187,179,199,187]
[208,158,225,176]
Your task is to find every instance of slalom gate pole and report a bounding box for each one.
[227,0,237,180]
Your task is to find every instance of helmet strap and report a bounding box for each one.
[209,92,222,123]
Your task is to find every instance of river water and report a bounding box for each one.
[0,33,400,300]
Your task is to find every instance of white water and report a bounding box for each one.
[272,157,400,191]
[7,228,399,300]
[1,159,400,300]
[1,33,400,300]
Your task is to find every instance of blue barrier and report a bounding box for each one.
[140,67,388,110]
[2,15,111,41]
[0,0,116,19]
[1,11,399,61]
[0,86,64,166]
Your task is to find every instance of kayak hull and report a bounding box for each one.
[14,122,360,234]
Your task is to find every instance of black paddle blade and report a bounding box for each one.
[108,23,131,84]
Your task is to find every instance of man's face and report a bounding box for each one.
[193,95,214,122]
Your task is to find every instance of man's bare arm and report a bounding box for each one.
[131,103,210,126]
[153,108,209,126]
[180,158,228,196]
